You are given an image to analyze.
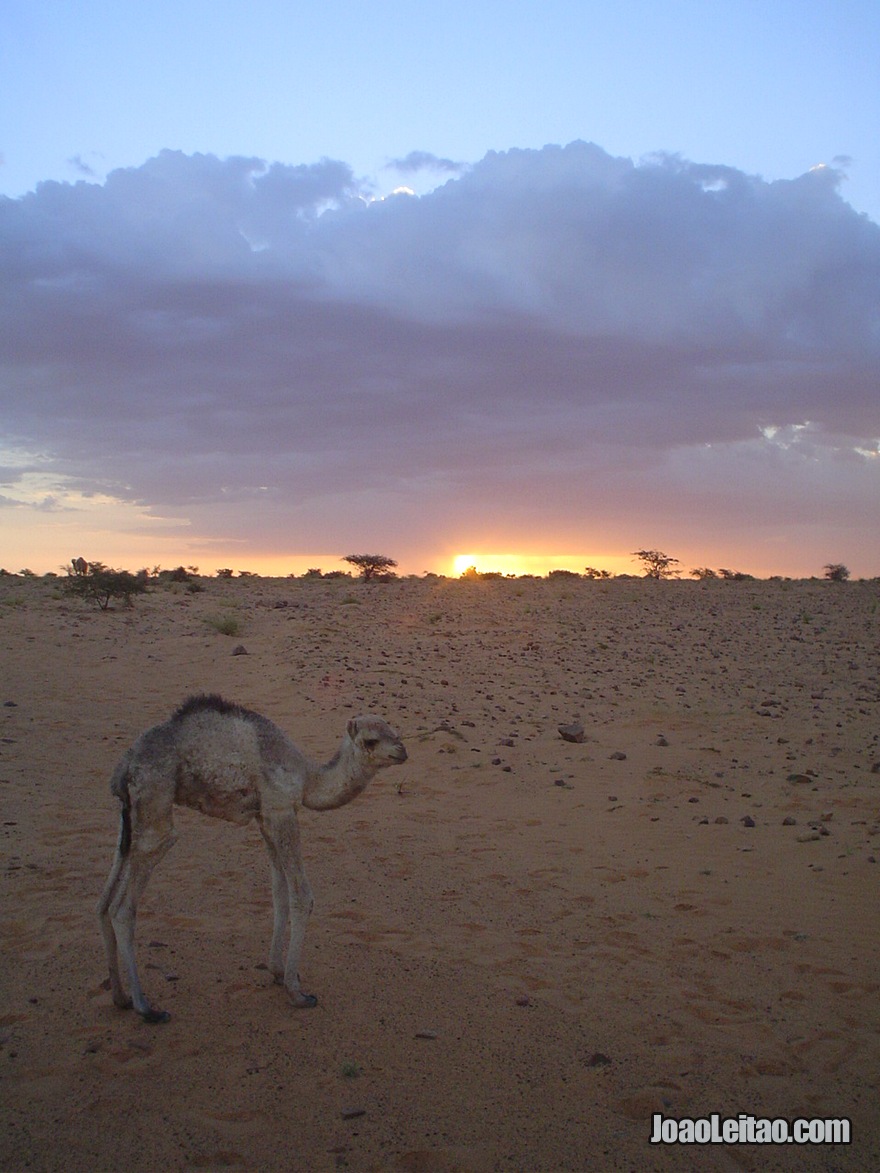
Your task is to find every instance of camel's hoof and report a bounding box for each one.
[141,1007,171,1024]
[292,993,318,1009]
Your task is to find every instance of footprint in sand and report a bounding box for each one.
[613,1084,683,1120]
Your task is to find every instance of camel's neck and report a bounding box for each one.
[301,738,374,811]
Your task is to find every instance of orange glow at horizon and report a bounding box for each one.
[450,552,632,578]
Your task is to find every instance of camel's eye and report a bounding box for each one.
[363,737,379,750]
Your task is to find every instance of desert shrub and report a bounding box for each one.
[204,613,243,636]
[64,567,147,610]
[823,563,850,582]
[460,566,503,580]
[157,566,193,583]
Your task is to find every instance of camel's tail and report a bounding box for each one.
[110,758,133,858]
[96,761,132,917]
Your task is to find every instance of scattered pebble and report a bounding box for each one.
[609,751,627,761]
[558,723,585,743]
[586,1052,612,1067]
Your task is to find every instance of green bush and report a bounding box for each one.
[64,568,147,610]
[204,613,243,636]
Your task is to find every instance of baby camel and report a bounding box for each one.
[97,694,407,1022]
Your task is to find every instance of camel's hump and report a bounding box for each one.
[171,694,257,723]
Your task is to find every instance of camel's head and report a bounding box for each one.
[347,716,407,769]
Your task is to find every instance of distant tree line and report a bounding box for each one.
[0,554,861,599]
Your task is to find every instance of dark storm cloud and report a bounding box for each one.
[0,142,877,560]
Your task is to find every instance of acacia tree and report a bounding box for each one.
[342,554,398,581]
[632,549,680,579]
[64,564,147,610]
[823,563,850,582]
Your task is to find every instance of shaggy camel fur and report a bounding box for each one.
[97,694,407,1022]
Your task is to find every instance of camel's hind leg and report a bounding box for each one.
[97,847,131,1011]
[98,787,176,1023]
[107,841,174,1022]
[260,815,316,1008]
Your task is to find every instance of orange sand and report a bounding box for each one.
[1,573,878,1171]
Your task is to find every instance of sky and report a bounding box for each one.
[2,0,879,578]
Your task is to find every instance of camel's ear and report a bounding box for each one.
[347,718,360,740]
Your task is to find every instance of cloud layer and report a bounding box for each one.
[1,142,878,572]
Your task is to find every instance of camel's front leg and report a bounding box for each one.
[266,855,290,982]
[261,815,316,1008]
[282,865,316,1008]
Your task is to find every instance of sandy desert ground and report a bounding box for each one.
[0,571,878,1172]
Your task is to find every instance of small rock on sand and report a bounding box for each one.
[558,723,585,743]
